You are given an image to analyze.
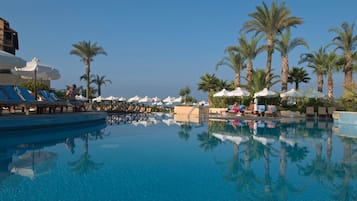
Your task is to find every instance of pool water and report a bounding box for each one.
[0,113,356,201]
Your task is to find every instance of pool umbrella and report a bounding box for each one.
[303,89,326,99]
[9,151,57,180]
[253,88,278,98]
[13,57,60,98]
[127,95,141,103]
[92,96,104,102]
[227,87,250,97]
[75,95,88,101]
[0,50,26,71]
[138,96,152,104]
[104,96,119,101]
[280,88,304,98]
[213,88,230,97]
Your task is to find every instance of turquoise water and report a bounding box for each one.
[0,113,356,201]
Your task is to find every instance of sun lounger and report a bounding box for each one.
[327,107,335,119]
[318,106,328,119]
[305,106,315,118]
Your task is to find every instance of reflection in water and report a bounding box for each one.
[0,120,107,182]
[208,118,357,201]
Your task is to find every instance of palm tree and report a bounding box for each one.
[251,69,280,92]
[329,22,357,94]
[228,35,264,88]
[287,67,310,90]
[324,51,340,103]
[197,73,220,106]
[276,29,309,92]
[179,86,191,104]
[242,1,303,89]
[70,40,107,99]
[300,47,327,92]
[91,75,112,97]
[215,49,245,87]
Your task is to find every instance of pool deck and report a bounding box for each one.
[0,111,108,131]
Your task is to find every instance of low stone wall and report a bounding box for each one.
[333,111,357,125]
[174,105,208,116]
[209,108,226,114]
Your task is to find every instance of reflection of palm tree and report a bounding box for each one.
[68,134,103,174]
[178,124,192,141]
[197,132,220,151]
[331,137,357,201]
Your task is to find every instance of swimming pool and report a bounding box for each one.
[0,113,356,201]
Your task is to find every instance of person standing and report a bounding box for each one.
[66,84,77,101]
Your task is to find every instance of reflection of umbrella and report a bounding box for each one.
[0,50,26,70]
[280,88,304,98]
[227,87,250,97]
[9,151,57,180]
[254,88,278,98]
[304,89,326,99]
[213,89,229,97]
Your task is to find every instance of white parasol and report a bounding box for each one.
[303,89,326,99]
[227,87,250,97]
[0,50,26,70]
[253,88,278,98]
[213,88,230,97]
[13,57,60,80]
[280,88,304,98]
[127,95,141,103]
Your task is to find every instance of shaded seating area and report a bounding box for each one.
[0,85,85,115]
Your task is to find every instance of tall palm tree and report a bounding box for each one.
[242,1,303,89]
[276,29,309,92]
[287,67,310,90]
[70,40,107,99]
[324,51,340,103]
[197,73,220,105]
[228,35,264,88]
[91,75,112,97]
[300,47,327,92]
[329,22,357,94]
[215,50,245,87]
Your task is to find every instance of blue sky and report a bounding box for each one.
[2,0,356,101]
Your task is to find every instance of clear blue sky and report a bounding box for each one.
[2,0,356,100]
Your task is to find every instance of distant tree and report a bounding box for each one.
[287,67,310,90]
[91,75,112,97]
[70,40,107,99]
[179,86,191,104]
[197,73,220,105]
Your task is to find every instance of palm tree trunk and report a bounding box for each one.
[246,59,253,88]
[85,62,91,99]
[344,52,354,94]
[235,73,240,87]
[281,55,289,93]
[265,39,274,89]
[317,74,324,92]
[327,72,333,103]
